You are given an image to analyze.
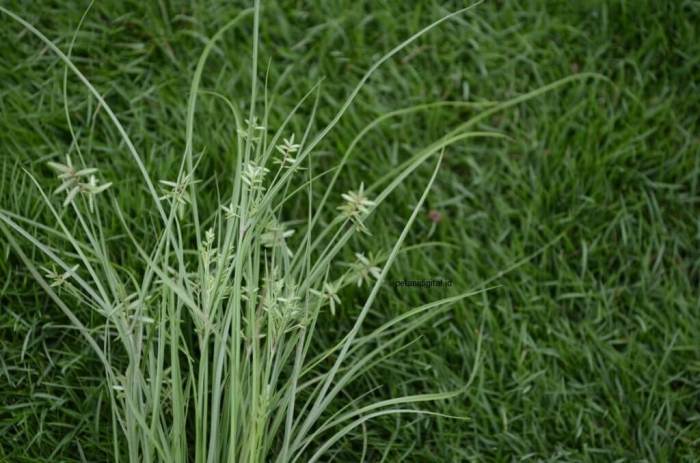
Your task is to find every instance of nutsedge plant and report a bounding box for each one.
[0,1,600,461]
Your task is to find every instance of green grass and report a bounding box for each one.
[1,0,699,461]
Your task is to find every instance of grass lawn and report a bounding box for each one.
[1,0,699,461]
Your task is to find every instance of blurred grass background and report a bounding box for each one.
[1,0,699,461]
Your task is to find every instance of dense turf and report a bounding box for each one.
[1,1,699,461]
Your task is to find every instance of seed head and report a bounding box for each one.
[348,252,382,287]
[427,209,442,223]
[241,161,270,190]
[274,134,301,166]
[260,218,294,257]
[159,174,198,218]
[337,183,376,234]
[221,202,240,220]
[41,264,79,287]
[47,155,111,209]
[238,117,266,141]
[311,280,342,316]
